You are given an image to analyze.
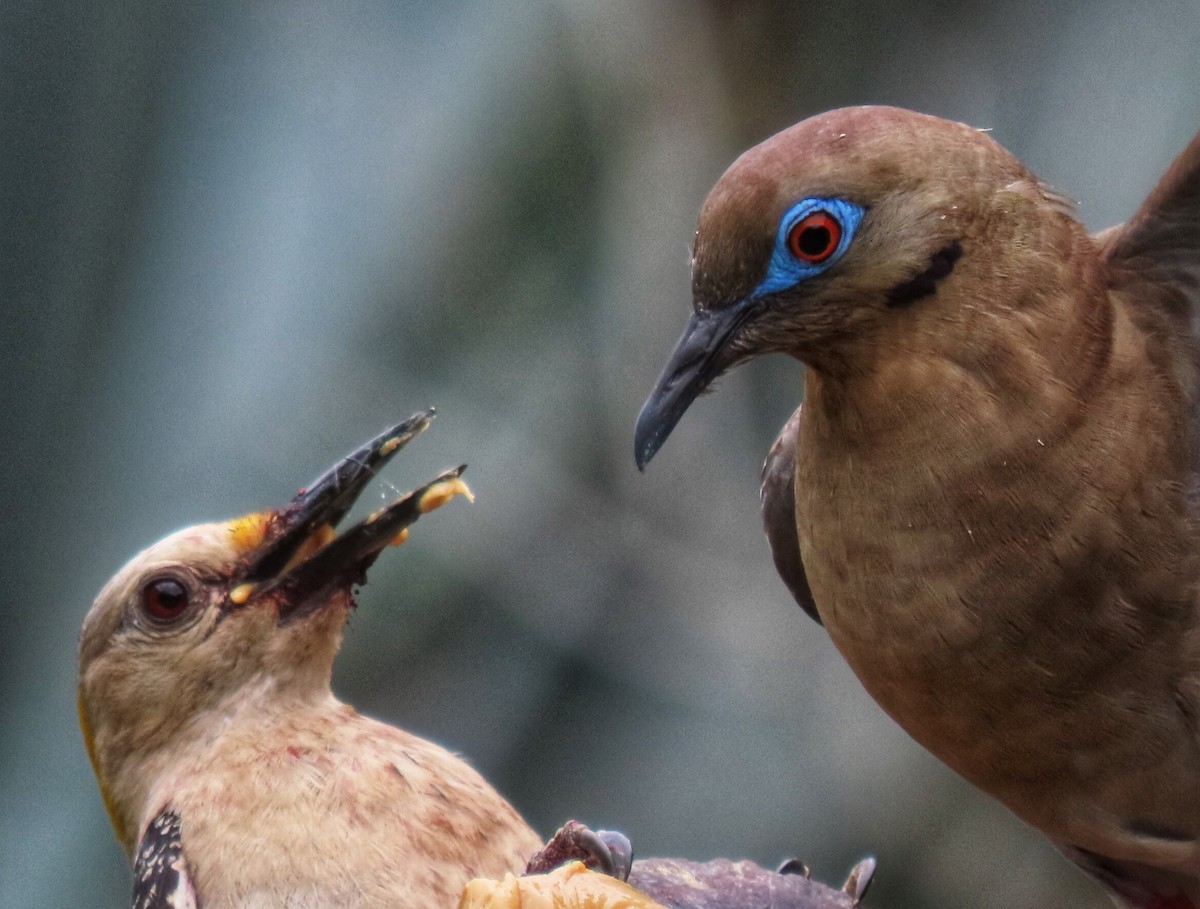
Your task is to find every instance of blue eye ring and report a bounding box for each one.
[752,197,864,297]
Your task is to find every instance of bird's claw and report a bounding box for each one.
[526,820,633,880]
[840,856,876,905]
[776,857,812,877]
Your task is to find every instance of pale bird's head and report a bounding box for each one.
[635,105,1084,467]
[77,410,472,850]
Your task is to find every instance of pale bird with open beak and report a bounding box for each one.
[78,411,541,909]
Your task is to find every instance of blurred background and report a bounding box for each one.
[3,1,1199,906]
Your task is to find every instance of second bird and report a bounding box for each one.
[635,106,1200,909]
[78,412,541,909]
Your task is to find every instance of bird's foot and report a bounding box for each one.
[525,820,633,881]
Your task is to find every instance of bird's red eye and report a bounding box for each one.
[786,210,842,263]
[140,577,191,624]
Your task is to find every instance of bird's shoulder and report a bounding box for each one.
[1096,129,1200,494]
[1097,128,1200,310]
[1097,130,1200,384]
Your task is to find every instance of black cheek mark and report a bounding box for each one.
[886,240,963,308]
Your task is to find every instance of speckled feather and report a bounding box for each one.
[133,809,196,909]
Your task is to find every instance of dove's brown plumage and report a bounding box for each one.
[635,106,1200,908]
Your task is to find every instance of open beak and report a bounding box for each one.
[232,409,472,623]
[634,300,762,470]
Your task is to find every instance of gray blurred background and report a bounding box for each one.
[3,2,1199,907]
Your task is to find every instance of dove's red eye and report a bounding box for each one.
[787,210,842,263]
[140,576,191,625]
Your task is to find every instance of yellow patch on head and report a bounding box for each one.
[229,512,272,553]
[379,435,403,457]
[418,477,474,513]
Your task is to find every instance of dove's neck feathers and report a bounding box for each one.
[800,212,1114,454]
[794,221,1197,782]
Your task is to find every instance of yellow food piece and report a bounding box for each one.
[457,862,667,909]
[229,583,257,606]
[379,436,403,457]
[418,477,475,513]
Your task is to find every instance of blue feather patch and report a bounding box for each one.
[752,197,864,297]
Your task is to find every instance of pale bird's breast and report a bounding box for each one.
[144,706,538,909]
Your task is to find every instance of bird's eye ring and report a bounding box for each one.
[139,575,193,626]
[786,210,842,263]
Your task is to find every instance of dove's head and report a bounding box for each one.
[635,105,1085,467]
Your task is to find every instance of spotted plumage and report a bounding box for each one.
[133,809,196,909]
